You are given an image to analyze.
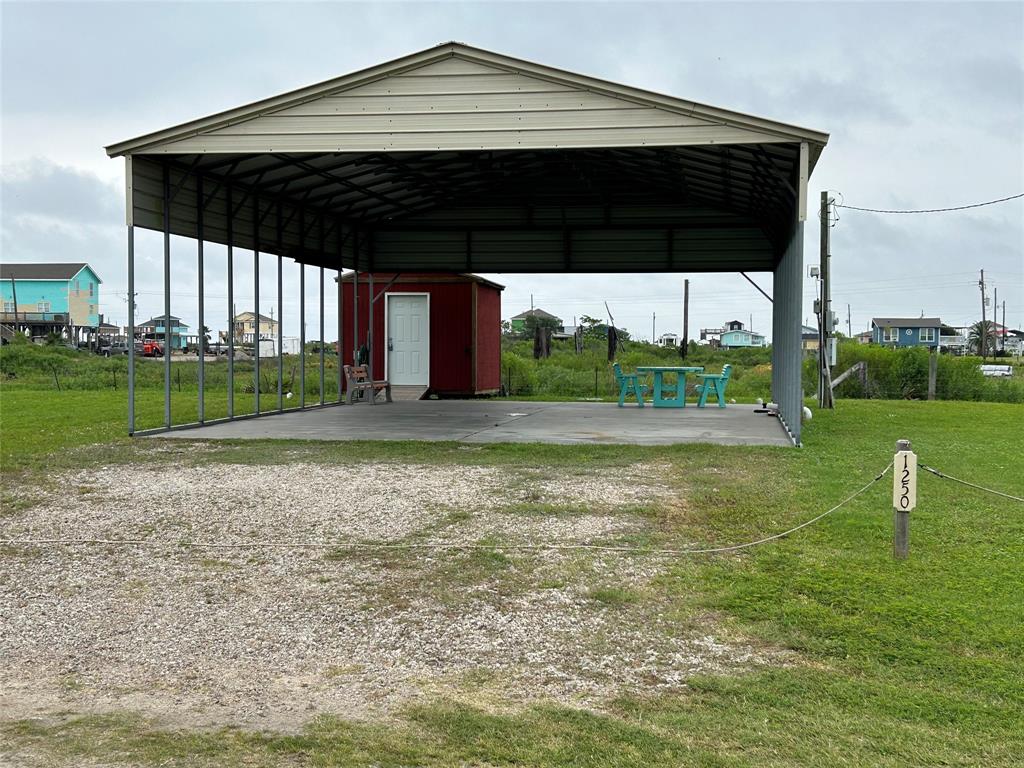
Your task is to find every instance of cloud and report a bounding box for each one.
[1,1,1021,336]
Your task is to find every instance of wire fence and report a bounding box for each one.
[3,459,1019,557]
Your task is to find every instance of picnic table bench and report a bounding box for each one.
[343,364,392,404]
[694,364,732,408]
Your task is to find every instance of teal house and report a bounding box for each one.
[719,320,766,349]
[138,314,190,350]
[871,317,942,349]
[0,262,102,340]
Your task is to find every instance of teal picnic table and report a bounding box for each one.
[635,366,705,408]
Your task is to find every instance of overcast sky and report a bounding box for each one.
[2,1,1022,341]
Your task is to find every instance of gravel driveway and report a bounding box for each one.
[1,459,783,732]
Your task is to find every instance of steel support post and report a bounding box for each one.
[162,163,171,429]
[299,209,306,408]
[368,270,375,405]
[353,228,359,366]
[342,219,350,405]
[226,186,235,418]
[127,225,135,434]
[319,216,326,405]
[197,174,205,424]
[276,202,283,412]
[253,196,260,415]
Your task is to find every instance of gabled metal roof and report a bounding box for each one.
[106,42,827,164]
[107,42,825,275]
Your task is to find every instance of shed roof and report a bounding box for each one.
[337,272,503,291]
[872,317,942,328]
[0,262,94,281]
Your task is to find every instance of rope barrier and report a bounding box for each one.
[920,465,1024,503]
[1,464,893,557]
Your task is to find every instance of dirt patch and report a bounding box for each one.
[1,461,785,733]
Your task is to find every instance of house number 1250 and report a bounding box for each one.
[893,450,917,511]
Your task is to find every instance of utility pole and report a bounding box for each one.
[994,286,998,351]
[652,311,656,344]
[681,278,690,359]
[9,276,19,331]
[1002,300,1006,353]
[847,303,852,339]
[819,191,834,408]
[979,269,987,360]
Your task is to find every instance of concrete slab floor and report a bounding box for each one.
[155,400,794,447]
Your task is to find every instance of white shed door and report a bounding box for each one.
[387,294,429,385]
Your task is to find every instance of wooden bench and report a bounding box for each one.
[343,364,392,404]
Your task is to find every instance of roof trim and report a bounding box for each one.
[337,271,504,291]
[105,42,829,160]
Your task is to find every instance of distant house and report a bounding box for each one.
[1005,329,1024,356]
[0,262,102,342]
[872,317,942,349]
[855,330,873,345]
[801,325,820,355]
[719,320,767,349]
[232,311,279,344]
[509,308,562,333]
[699,327,724,347]
[138,314,189,350]
[657,332,680,348]
[97,318,123,343]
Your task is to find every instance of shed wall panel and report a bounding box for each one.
[475,285,502,392]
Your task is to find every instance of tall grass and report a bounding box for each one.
[499,336,1023,403]
[0,341,339,398]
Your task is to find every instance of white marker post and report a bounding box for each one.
[893,439,917,559]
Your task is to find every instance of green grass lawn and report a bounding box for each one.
[1,389,1022,766]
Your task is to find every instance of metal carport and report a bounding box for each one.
[105,42,827,444]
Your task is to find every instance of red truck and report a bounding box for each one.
[135,341,164,357]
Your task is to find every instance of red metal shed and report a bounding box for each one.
[338,273,503,397]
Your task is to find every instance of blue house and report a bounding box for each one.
[871,317,942,348]
[138,314,190,350]
[0,262,102,341]
[720,320,766,349]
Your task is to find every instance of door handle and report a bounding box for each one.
[388,337,393,351]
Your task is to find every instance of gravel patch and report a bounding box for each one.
[1,460,784,733]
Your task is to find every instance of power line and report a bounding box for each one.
[835,193,1024,214]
